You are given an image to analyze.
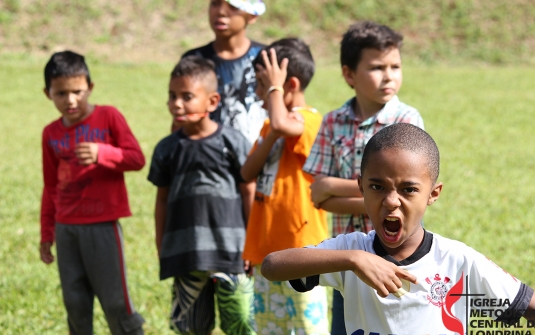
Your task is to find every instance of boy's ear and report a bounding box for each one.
[246,14,258,25]
[341,65,356,89]
[283,77,300,93]
[427,182,443,205]
[43,88,51,100]
[207,92,221,112]
[357,174,364,194]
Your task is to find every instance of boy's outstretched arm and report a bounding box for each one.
[154,186,169,257]
[262,248,417,298]
[257,49,304,137]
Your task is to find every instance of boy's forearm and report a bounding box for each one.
[239,181,255,223]
[261,248,360,281]
[267,91,304,137]
[322,177,362,197]
[97,143,146,172]
[241,134,278,182]
[319,196,366,216]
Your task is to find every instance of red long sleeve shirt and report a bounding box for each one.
[40,105,145,243]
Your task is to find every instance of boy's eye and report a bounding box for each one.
[370,184,382,190]
[183,94,193,101]
[403,187,418,193]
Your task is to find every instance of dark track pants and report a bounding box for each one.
[56,222,144,335]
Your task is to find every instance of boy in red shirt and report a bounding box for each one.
[39,51,145,335]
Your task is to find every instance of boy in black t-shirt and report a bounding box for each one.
[148,56,256,335]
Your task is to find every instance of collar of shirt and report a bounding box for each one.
[334,95,401,127]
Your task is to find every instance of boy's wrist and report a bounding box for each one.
[267,86,284,96]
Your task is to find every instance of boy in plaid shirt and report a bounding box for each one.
[302,21,424,335]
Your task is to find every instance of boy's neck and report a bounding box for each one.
[381,226,425,262]
[353,97,385,121]
[213,33,251,60]
[288,92,307,110]
[181,117,219,140]
[62,103,96,127]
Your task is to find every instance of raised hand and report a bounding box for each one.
[255,48,289,91]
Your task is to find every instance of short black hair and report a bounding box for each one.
[44,51,91,91]
[252,38,315,90]
[171,55,218,92]
[341,21,403,71]
[361,123,440,183]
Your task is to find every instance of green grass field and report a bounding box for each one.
[1,55,535,333]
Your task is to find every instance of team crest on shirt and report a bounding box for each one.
[425,274,451,307]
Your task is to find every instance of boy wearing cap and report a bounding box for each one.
[179,0,266,145]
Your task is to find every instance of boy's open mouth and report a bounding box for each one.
[383,217,401,242]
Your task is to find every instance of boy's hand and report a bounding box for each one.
[256,48,289,91]
[244,260,253,276]
[352,251,417,298]
[288,110,304,123]
[75,142,99,165]
[310,175,333,208]
[40,242,55,264]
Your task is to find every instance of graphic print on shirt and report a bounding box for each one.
[183,42,267,144]
[49,124,109,216]
[255,136,284,196]
[425,273,452,307]
[219,65,266,144]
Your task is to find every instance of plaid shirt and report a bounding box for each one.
[303,96,424,236]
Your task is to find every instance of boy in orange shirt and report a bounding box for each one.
[241,39,329,335]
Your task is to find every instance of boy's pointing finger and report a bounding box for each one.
[398,269,418,284]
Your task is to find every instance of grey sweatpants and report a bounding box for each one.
[56,221,144,335]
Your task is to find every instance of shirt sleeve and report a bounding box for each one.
[288,235,354,293]
[97,107,145,172]
[466,246,529,325]
[302,114,338,177]
[398,108,425,131]
[40,128,59,243]
[147,138,173,187]
[231,132,252,183]
[286,111,323,168]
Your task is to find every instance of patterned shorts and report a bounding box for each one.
[253,265,329,335]
[170,271,256,335]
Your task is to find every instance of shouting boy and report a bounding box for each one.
[302,21,425,332]
[263,123,535,334]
